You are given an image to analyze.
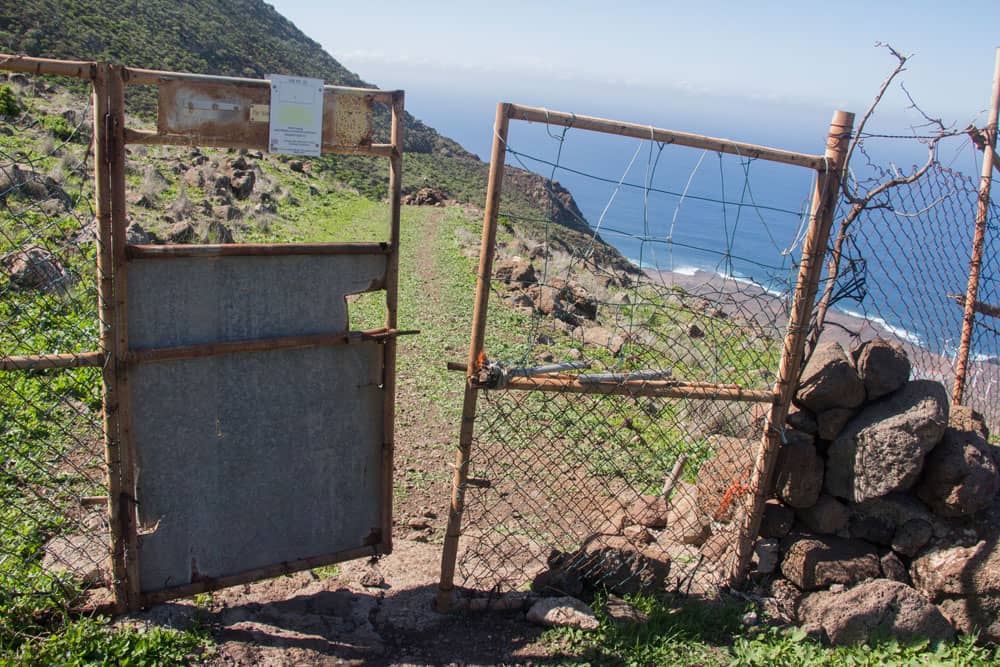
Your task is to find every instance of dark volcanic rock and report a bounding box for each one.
[910,539,1000,642]
[796,342,865,413]
[774,431,824,509]
[816,408,855,441]
[781,534,881,590]
[798,579,954,645]
[2,244,67,292]
[916,405,1000,518]
[796,494,850,535]
[494,258,537,286]
[853,339,911,400]
[824,380,948,503]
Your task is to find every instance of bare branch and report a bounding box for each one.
[841,43,911,203]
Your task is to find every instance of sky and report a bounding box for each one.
[268,1,1000,159]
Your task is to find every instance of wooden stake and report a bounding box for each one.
[108,64,142,610]
[508,104,826,170]
[661,455,688,498]
[731,109,855,586]
[0,351,103,371]
[381,90,405,556]
[437,103,511,612]
[93,63,129,614]
[0,53,95,79]
[953,47,1000,406]
[498,376,776,402]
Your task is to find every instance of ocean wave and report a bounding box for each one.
[725,272,789,299]
[838,308,925,346]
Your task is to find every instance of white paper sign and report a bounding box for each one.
[267,74,324,156]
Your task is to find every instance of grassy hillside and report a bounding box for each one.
[0,0,458,154]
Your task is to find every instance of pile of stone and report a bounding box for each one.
[754,339,1000,645]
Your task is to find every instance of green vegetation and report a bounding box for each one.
[0,84,20,116]
[545,593,1000,666]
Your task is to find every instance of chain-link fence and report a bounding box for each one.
[0,69,112,628]
[821,152,1000,426]
[439,106,847,605]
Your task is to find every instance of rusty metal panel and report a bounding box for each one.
[126,254,387,592]
[157,80,374,151]
[127,254,385,348]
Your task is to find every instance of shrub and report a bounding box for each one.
[0,85,20,117]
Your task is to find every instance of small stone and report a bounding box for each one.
[787,406,818,435]
[753,538,780,574]
[359,570,385,588]
[780,535,881,590]
[796,495,850,535]
[622,524,654,545]
[604,594,648,627]
[816,408,854,441]
[407,518,430,530]
[891,519,932,558]
[880,551,909,583]
[526,597,599,630]
[627,494,669,529]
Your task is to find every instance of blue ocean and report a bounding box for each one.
[409,90,992,361]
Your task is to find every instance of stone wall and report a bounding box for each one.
[755,339,1000,645]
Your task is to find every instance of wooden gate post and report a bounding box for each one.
[93,62,129,613]
[953,47,1000,406]
[436,103,511,612]
[731,109,854,585]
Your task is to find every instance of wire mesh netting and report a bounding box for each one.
[826,151,1000,425]
[453,116,823,598]
[0,72,110,619]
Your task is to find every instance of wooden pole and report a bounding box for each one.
[498,376,776,402]
[508,104,826,170]
[108,64,142,610]
[731,110,854,586]
[0,54,95,79]
[381,90,404,555]
[93,63,129,613]
[436,102,511,612]
[953,47,1000,406]
[0,351,103,371]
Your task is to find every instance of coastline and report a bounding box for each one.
[644,267,973,399]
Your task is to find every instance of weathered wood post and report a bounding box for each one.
[731,109,855,585]
[953,47,1000,405]
[437,102,511,612]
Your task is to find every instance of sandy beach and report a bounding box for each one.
[646,267,999,423]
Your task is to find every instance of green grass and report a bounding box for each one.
[544,593,1000,666]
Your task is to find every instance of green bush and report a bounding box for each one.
[0,85,20,117]
[41,115,75,142]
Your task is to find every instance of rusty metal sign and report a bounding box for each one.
[157,79,373,151]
